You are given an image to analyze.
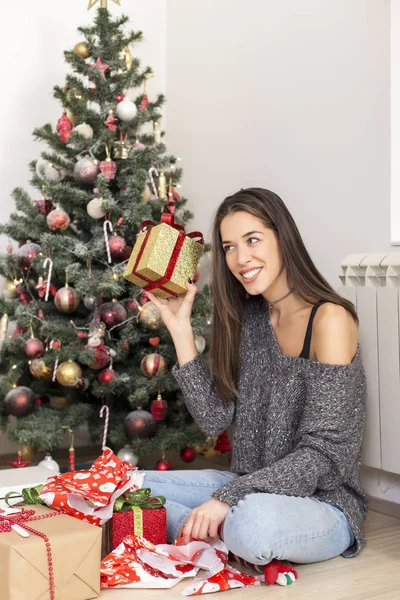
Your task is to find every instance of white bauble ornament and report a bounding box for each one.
[44,163,64,181]
[35,158,48,177]
[73,123,94,139]
[87,197,106,219]
[116,98,137,122]
[117,444,139,466]
[38,454,60,472]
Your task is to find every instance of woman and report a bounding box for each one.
[145,187,367,567]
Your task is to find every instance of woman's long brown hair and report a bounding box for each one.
[209,187,358,404]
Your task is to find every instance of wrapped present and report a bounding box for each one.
[123,213,204,298]
[102,487,166,557]
[37,448,144,526]
[0,504,101,600]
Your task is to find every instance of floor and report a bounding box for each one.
[100,509,400,600]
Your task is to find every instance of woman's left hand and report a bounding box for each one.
[181,498,230,545]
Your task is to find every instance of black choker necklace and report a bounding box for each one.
[266,289,294,309]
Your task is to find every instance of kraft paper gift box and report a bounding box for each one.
[0,505,101,600]
[123,213,204,298]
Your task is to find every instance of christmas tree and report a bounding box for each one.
[0,4,211,468]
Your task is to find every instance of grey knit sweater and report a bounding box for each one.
[172,296,368,558]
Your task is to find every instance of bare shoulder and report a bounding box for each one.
[312,302,358,365]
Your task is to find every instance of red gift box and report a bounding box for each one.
[102,489,166,557]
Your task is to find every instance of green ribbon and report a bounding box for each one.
[5,485,165,520]
[5,485,45,508]
[113,488,166,513]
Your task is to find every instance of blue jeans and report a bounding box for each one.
[143,468,355,565]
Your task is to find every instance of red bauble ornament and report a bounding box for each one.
[138,291,150,306]
[124,409,156,439]
[120,245,132,261]
[98,368,117,384]
[150,392,168,421]
[126,298,138,312]
[57,112,73,143]
[99,300,127,329]
[86,342,110,370]
[4,386,36,417]
[34,198,54,216]
[193,269,200,283]
[100,159,117,180]
[140,353,167,378]
[6,245,13,254]
[115,94,125,102]
[154,457,173,471]
[214,431,232,453]
[18,242,42,268]
[46,208,70,231]
[50,339,61,350]
[180,447,197,463]
[19,290,30,305]
[104,109,118,131]
[54,286,80,313]
[24,337,44,358]
[139,94,149,110]
[108,235,127,259]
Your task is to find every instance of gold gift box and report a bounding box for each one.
[123,221,204,298]
[0,505,101,600]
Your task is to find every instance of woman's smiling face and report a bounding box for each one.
[220,211,284,296]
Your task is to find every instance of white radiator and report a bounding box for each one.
[339,253,400,476]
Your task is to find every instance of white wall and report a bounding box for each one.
[0,0,166,453]
[166,0,391,287]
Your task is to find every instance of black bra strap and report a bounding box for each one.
[299,300,327,359]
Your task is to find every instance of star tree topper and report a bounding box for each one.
[88,0,121,9]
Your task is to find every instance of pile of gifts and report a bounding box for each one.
[0,448,274,598]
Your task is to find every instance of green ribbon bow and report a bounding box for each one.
[5,485,45,508]
[113,488,166,512]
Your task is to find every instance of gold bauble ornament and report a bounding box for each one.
[56,360,82,387]
[3,279,18,299]
[20,444,37,461]
[73,42,90,59]
[30,358,53,381]
[158,171,167,199]
[139,301,163,331]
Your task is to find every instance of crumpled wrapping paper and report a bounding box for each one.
[38,448,144,526]
[100,534,260,595]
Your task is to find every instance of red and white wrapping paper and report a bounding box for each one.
[100,535,260,595]
[38,448,144,526]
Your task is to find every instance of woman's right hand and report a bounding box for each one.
[146,280,198,336]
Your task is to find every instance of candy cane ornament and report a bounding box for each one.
[43,257,53,301]
[148,166,159,198]
[50,339,61,382]
[100,405,110,450]
[103,220,113,264]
